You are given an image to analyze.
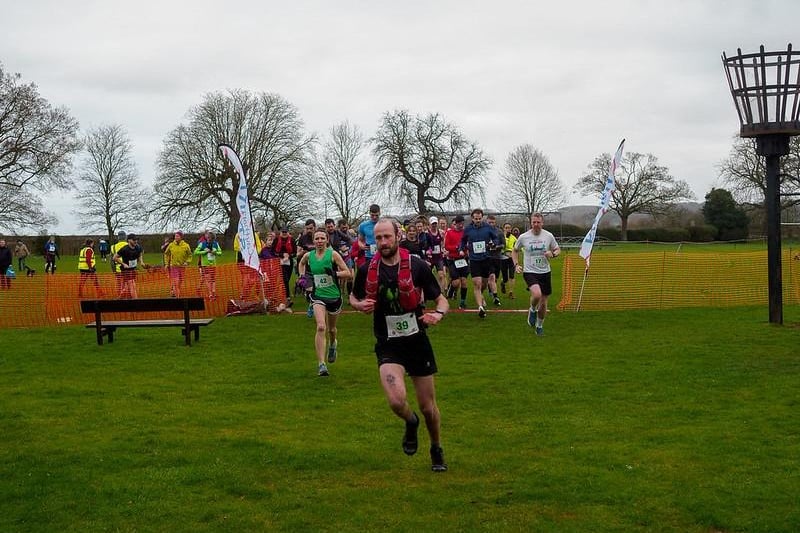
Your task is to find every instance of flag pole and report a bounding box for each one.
[576,138,625,312]
[218,143,266,308]
[576,265,589,312]
[244,171,269,310]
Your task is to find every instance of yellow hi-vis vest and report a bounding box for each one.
[78,246,91,270]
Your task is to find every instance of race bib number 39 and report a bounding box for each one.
[386,312,420,338]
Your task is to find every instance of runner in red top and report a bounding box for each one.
[443,215,469,309]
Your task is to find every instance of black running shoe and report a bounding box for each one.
[402,413,419,456]
[430,445,448,472]
[478,305,486,318]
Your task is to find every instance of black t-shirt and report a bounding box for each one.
[117,244,142,270]
[296,233,315,252]
[400,238,425,260]
[353,255,441,340]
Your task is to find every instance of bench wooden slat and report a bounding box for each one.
[80,298,205,313]
[86,319,214,328]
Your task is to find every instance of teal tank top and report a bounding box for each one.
[308,247,340,299]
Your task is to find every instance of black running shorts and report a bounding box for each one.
[375,333,438,377]
[523,271,553,296]
[310,295,343,314]
[446,259,470,280]
[469,259,492,279]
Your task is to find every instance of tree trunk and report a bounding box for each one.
[620,216,629,241]
[223,216,238,250]
[417,187,427,215]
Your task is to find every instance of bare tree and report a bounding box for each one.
[315,121,381,224]
[73,124,148,242]
[497,144,564,216]
[575,152,693,240]
[372,110,491,214]
[0,63,81,230]
[152,90,315,244]
[0,184,56,231]
[718,135,800,208]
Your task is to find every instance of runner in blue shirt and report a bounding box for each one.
[459,208,501,318]
[357,203,381,260]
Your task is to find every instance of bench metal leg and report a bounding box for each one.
[183,309,191,346]
[95,310,103,346]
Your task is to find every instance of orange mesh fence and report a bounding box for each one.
[558,250,800,311]
[0,259,286,328]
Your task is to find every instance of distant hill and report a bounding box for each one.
[556,202,703,229]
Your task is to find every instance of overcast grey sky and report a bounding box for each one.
[2,0,798,233]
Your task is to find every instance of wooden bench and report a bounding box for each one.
[80,298,214,346]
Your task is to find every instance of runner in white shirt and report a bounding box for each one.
[512,213,560,335]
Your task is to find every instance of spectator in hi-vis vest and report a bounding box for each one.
[77,239,100,298]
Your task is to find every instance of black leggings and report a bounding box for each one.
[500,259,515,284]
[281,263,293,299]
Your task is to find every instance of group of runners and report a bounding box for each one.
[24,208,559,473]
[294,206,560,473]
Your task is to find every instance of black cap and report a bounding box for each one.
[454,215,465,223]
[127,233,138,240]
[280,226,289,232]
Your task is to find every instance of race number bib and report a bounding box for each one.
[534,256,546,267]
[314,274,334,288]
[280,257,291,266]
[128,259,138,268]
[454,259,467,269]
[472,241,486,254]
[207,252,214,260]
[432,245,441,254]
[385,313,420,338]
[370,243,378,255]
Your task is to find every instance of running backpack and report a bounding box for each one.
[365,247,421,311]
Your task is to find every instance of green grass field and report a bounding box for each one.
[1,304,798,532]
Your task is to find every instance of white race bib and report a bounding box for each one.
[534,256,546,266]
[314,274,333,288]
[432,245,441,254]
[386,312,420,338]
[369,243,378,255]
[207,252,214,260]
[472,241,486,254]
[128,259,138,268]
[454,259,468,269]
[280,257,290,266]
